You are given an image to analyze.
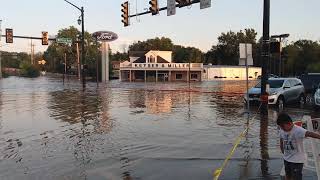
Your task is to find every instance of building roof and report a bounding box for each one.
[129,51,148,57]
[133,56,146,63]
[157,56,170,63]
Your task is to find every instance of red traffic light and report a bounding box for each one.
[5,28,13,43]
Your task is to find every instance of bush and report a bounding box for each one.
[20,63,40,78]
[2,71,9,78]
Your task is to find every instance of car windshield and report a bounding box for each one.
[255,80,285,88]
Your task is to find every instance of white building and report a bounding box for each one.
[202,65,262,81]
[120,50,203,82]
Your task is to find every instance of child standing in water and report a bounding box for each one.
[277,112,320,180]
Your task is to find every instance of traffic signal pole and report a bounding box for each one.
[128,0,201,18]
[81,7,86,89]
[261,0,270,114]
[1,35,55,41]
[63,0,86,89]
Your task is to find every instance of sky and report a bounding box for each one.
[1,0,320,53]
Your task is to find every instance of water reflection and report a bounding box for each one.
[128,89,201,115]
[48,89,112,134]
[1,77,319,179]
[260,113,270,178]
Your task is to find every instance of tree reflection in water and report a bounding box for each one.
[48,88,113,179]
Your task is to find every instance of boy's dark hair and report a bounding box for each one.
[277,112,293,126]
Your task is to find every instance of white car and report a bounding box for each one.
[245,78,306,110]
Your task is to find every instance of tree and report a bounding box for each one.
[173,45,203,63]
[283,40,320,75]
[44,26,100,74]
[206,28,258,65]
[129,37,174,51]
[128,37,204,63]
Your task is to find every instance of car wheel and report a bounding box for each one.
[277,96,285,111]
[306,94,313,105]
[299,94,306,108]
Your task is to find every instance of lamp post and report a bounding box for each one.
[270,34,289,77]
[63,0,86,88]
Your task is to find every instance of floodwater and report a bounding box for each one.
[0,76,318,180]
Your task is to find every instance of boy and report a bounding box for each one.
[277,112,320,180]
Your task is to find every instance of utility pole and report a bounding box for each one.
[76,42,80,80]
[261,0,270,114]
[0,19,2,79]
[63,0,86,88]
[30,39,33,64]
[30,40,35,65]
[81,6,86,88]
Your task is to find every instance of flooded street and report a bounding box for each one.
[0,76,318,180]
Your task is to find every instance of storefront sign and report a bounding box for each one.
[92,31,118,42]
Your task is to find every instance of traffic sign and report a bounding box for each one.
[167,0,176,16]
[200,0,211,9]
[56,38,72,45]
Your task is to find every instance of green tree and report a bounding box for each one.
[128,37,204,63]
[1,52,30,68]
[44,26,100,74]
[283,40,320,75]
[129,37,174,51]
[173,45,203,63]
[206,28,258,65]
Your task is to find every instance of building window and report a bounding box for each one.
[150,55,155,63]
[176,74,183,80]
[191,73,198,80]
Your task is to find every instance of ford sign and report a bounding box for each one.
[92,31,118,42]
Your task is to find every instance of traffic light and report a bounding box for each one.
[5,28,13,43]
[270,41,281,54]
[42,31,49,45]
[176,0,191,7]
[149,0,159,15]
[121,1,129,27]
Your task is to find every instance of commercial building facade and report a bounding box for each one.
[120,51,203,82]
[202,65,262,81]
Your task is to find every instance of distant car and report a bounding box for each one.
[314,84,320,109]
[257,74,279,79]
[244,78,306,110]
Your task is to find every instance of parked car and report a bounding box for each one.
[314,84,320,109]
[257,74,279,79]
[244,78,306,110]
[299,73,320,94]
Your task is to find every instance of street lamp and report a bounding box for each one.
[63,0,86,88]
[77,16,82,25]
[271,34,290,76]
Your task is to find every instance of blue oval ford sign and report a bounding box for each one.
[93,31,118,42]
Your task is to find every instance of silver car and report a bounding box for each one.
[245,78,306,110]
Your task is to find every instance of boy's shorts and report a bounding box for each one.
[284,160,304,180]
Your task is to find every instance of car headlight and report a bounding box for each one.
[316,90,320,97]
[270,92,278,96]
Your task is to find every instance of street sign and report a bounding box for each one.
[92,31,118,42]
[239,43,253,66]
[167,0,176,16]
[200,0,211,9]
[56,38,72,45]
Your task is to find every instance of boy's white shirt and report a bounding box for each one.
[279,125,307,163]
